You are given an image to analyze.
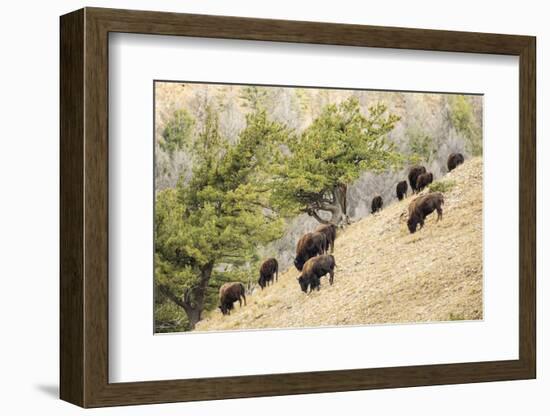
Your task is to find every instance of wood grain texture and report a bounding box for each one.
[59,8,84,407]
[83,10,110,406]
[59,7,537,408]
[518,38,536,375]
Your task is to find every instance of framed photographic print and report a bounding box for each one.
[60,7,536,408]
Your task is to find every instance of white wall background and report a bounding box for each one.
[0,0,545,414]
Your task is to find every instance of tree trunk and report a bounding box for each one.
[333,183,350,225]
[306,183,349,226]
[185,307,202,330]
[185,262,214,329]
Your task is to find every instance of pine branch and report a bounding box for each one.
[304,207,331,224]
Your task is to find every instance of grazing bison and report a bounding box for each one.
[218,282,246,315]
[297,255,336,293]
[407,192,444,233]
[258,258,278,289]
[447,153,465,172]
[294,232,327,271]
[315,224,337,253]
[416,172,434,192]
[371,196,383,214]
[408,165,427,193]
[396,180,408,201]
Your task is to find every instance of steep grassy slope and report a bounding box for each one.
[196,157,483,332]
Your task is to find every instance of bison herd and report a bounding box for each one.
[218,153,464,315]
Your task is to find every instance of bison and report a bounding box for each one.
[407,192,444,233]
[371,195,383,214]
[218,282,246,315]
[297,254,336,293]
[408,165,427,193]
[258,258,278,289]
[396,180,408,201]
[416,172,434,192]
[294,231,327,271]
[447,153,465,172]
[315,223,337,253]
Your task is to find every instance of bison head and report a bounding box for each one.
[297,275,321,293]
[407,217,418,233]
[294,258,305,271]
[297,275,309,293]
[219,302,234,315]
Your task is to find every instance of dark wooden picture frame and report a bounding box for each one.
[60,7,536,408]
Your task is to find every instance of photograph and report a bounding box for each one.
[153,81,483,333]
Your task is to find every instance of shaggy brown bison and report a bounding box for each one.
[297,254,336,293]
[371,196,383,214]
[408,165,427,193]
[315,223,337,253]
[218,282,246,315]
[258,258,278,289]
[396,180,408,201]
[447,153,465,172]
[407,192,444,233]
[294,232,327,271]
[416,172,434,192]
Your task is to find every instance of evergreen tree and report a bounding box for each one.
[448,95,482,156]
[154,108,286,329]
[270,97,403,225]
[239,86,269,112]
[159,109,195,155]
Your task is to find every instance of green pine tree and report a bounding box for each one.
[270,97,403,225]
[154,107,286,330]
[159,109,195,155]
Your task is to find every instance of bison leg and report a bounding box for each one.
[329,270,334,285]
[242,294,247,306]
[437,206,443,221]
[419,218,425,230]
[315,277,321,291]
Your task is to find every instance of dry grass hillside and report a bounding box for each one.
[196,157,483,332]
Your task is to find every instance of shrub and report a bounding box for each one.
[429,180,456,193]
